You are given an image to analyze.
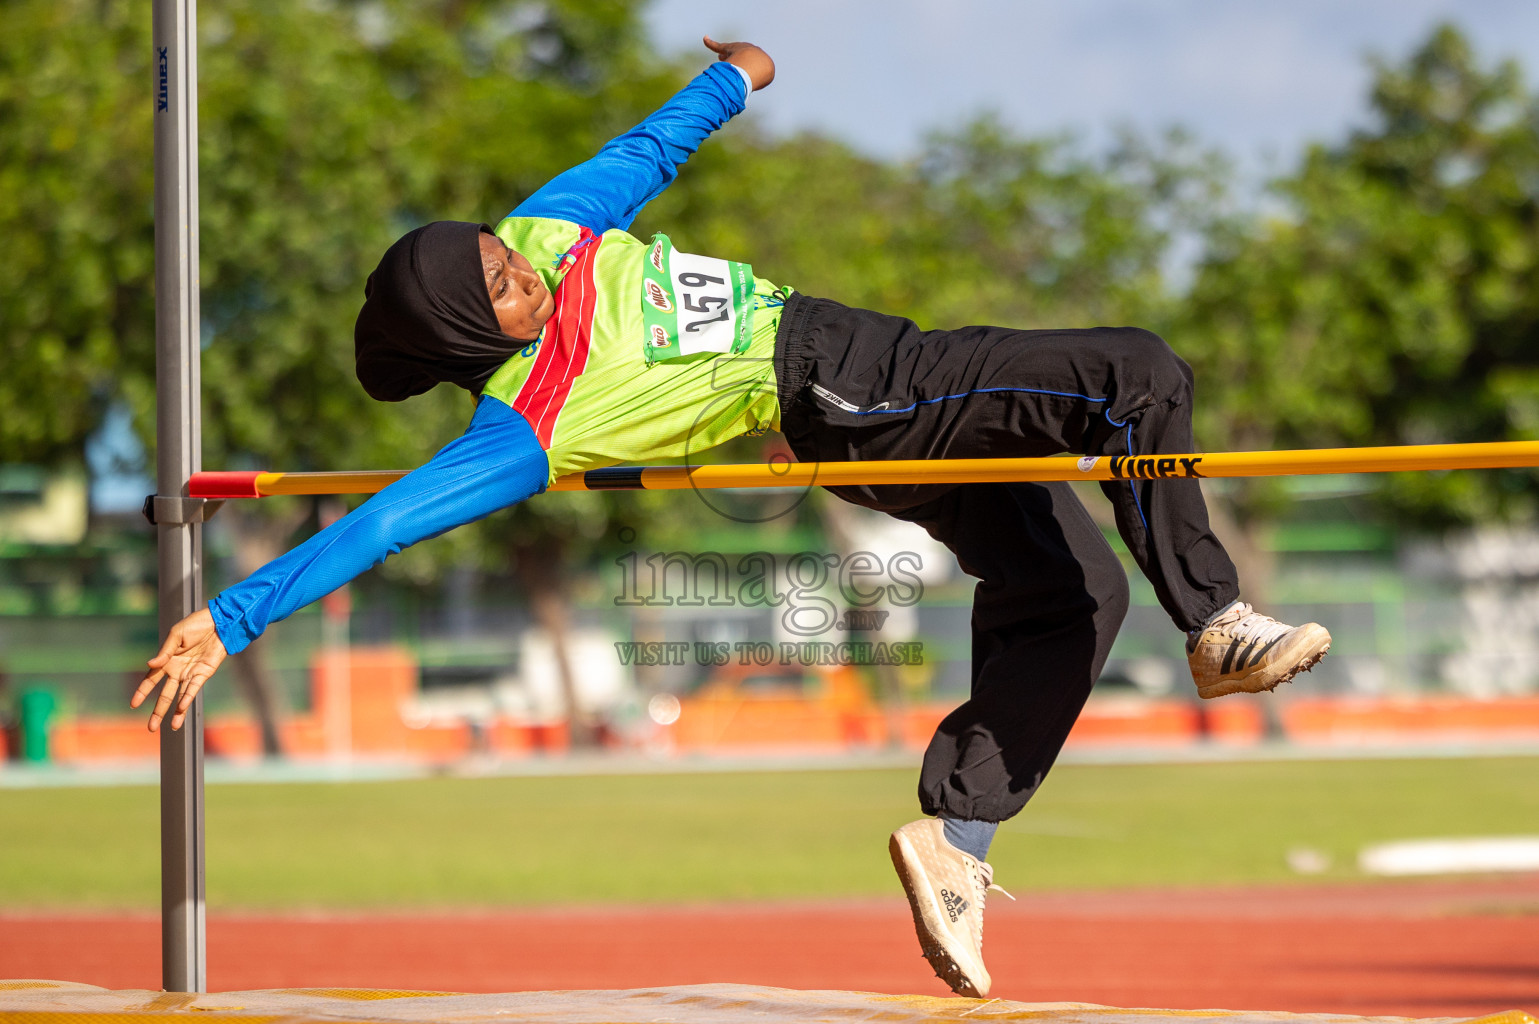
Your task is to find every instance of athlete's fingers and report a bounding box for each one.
[148,673,183,731]
[140,625,185,718]
[169,673,209,731]
[175,669,212,715]
[131,668,166,709]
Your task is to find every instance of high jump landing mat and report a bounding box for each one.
[0,982,1532,1024]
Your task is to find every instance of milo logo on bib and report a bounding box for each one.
[641,233,755,364]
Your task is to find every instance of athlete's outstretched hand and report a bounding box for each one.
[704,36,774,91]
[133,608,227,732]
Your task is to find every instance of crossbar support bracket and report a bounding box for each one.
[143,495,225,526]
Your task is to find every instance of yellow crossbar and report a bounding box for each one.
[185,441,1539,498]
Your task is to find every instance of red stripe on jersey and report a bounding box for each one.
[511,230,600,448]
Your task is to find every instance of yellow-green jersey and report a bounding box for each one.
[480,62,783,483]
[482,218,785,483]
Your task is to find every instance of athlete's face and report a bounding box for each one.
[479,232,553,341]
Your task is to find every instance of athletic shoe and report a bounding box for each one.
[1187,601,1331,699]
[889,818,1013,998]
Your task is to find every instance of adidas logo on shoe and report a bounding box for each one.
[1188,601,1331,700]
[941,888,970,922]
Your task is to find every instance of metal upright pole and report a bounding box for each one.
[152,0,206,993]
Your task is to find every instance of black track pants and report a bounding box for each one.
[774,293,1240,821]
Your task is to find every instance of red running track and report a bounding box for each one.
[4,877,1537,1019]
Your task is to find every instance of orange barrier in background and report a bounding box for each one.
[41,648,566,764]
[24,658,1539,765]
[1281,695,1539,743]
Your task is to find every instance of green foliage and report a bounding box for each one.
[643,115,1218,334]
[1180,24,1539,527]
[9,9,1539,574]
[0,0,700,586]
[0,0,678,477]
[0,1,152,464]
[182,0,684,476]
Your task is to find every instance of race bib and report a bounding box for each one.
[641,234,755,363]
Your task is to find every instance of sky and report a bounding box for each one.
[645,0,1539,174]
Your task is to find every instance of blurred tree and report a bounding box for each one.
[0,0,684,746]
[643,115,1222,333]
[0,2,152,464]
[2,0,1260,732]
[1180,24,1539,541]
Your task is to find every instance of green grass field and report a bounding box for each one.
[2,756,1535,909]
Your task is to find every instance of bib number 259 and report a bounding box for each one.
[680,272,729,333]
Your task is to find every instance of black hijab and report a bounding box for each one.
[354,220,516,401]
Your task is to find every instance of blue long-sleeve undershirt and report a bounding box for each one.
[208,399,548,654]
[205,64,750,655]
[510,61,749,232]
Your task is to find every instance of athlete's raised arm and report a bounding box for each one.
[511,37,774,234]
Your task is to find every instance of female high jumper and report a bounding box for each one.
[135,36,1330,998]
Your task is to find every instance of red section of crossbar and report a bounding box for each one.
[188,471,264,499]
